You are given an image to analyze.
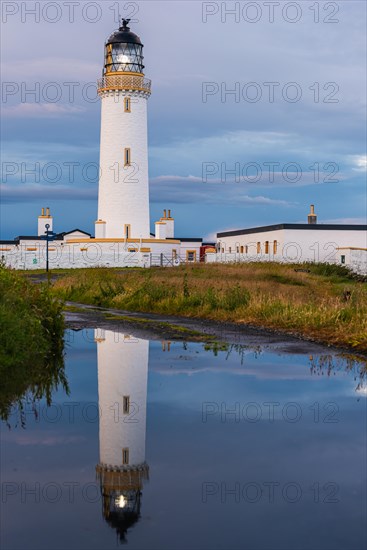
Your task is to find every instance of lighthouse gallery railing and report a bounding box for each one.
[97,75,152,95]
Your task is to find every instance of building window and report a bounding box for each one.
[186,250,196,262]
[257,242,261,254]
[124,147,131,166]
[265,241,269,254]
[124,224,131,239]
[123,396,130,414]
[240,246,244,254]
[122,448,129,465]
[124,97,131,112]
[229,247,232,253]
[341,255,346,264]
[236,246,239,253]
[172,249,177,259]
[273,240,278,255]
[245,245,248,254]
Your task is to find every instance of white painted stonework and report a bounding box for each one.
[97,91,150,239]
[211,226,367,274]
[96,329,148,468]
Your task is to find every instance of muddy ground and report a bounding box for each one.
[64,302,365,360]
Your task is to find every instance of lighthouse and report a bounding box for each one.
[95,329,149,540]
[95,20,152,240]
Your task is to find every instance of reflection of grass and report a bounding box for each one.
[51,263,367,353]
[0,266,66,424]
[309,353,367,393]
[103,313,213,341]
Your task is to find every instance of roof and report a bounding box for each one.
[106,21,142,45]
[14,235,63,241]
[175,237,203,242]
[61,229,92,237]
[217,224,367,238]
[337,247,367,251]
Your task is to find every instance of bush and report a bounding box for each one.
[0,266,66,423]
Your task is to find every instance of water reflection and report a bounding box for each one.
[1,328,366,549]
[309,353,367,395]
[0,344,68,428]
[94,330,149,542]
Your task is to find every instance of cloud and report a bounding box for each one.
[321,217,367,225]
[2,433,87,446]
[2,58,100,82]
[149,176,292,206]
[2,103,85,118]
[1,184,96,203]
[348,155,367,172]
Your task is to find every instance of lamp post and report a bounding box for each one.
[41,224,56,281]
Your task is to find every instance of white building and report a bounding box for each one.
[210,206,367,274]
[0,21,204,269]
[1,23,365,272]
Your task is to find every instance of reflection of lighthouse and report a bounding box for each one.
[95,330,149,541]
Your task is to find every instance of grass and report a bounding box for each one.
[102,313,214,341]
[50,262,367,354]
[0,266,66,424]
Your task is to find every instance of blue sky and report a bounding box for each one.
[1,0,366,239]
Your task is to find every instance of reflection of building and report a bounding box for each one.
[95,330,149,541]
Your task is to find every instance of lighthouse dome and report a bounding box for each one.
[104,19,144,74]
[107,22,142,46]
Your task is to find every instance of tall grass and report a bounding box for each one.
[0,266,66,423]
[51,263,367,353]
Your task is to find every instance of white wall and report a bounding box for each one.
[97,91,150,239]
[96,329,149,467]
[38,215,53,237]
[0,242,152,269]
[216,227,367,271]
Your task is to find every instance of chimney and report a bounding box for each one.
[46,207,50,216]
[41,207,45,216]
[163,209,167,219]
[308,204,317,225]
[168,209,171,218]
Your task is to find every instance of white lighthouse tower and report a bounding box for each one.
[95,329,149,541]
[96,20,152,240]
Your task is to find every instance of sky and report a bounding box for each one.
[1,0,366,240]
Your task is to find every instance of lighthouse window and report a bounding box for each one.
[123,396,130,414]
[122,448,130,465]
[124,148,131,166]
[124,97,131,112]
[124,224,131,239]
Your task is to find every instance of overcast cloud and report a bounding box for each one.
[1,0,366,239]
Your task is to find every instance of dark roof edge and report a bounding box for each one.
[217,224,367,238]
[62,229,92,236]
[176,238,203,242]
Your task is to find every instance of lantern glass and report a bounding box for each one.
[105,42,144,74]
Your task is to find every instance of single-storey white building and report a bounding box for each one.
[0,208,204,270]
[209,206,367,274]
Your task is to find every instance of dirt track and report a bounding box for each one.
[64,301,361,358]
